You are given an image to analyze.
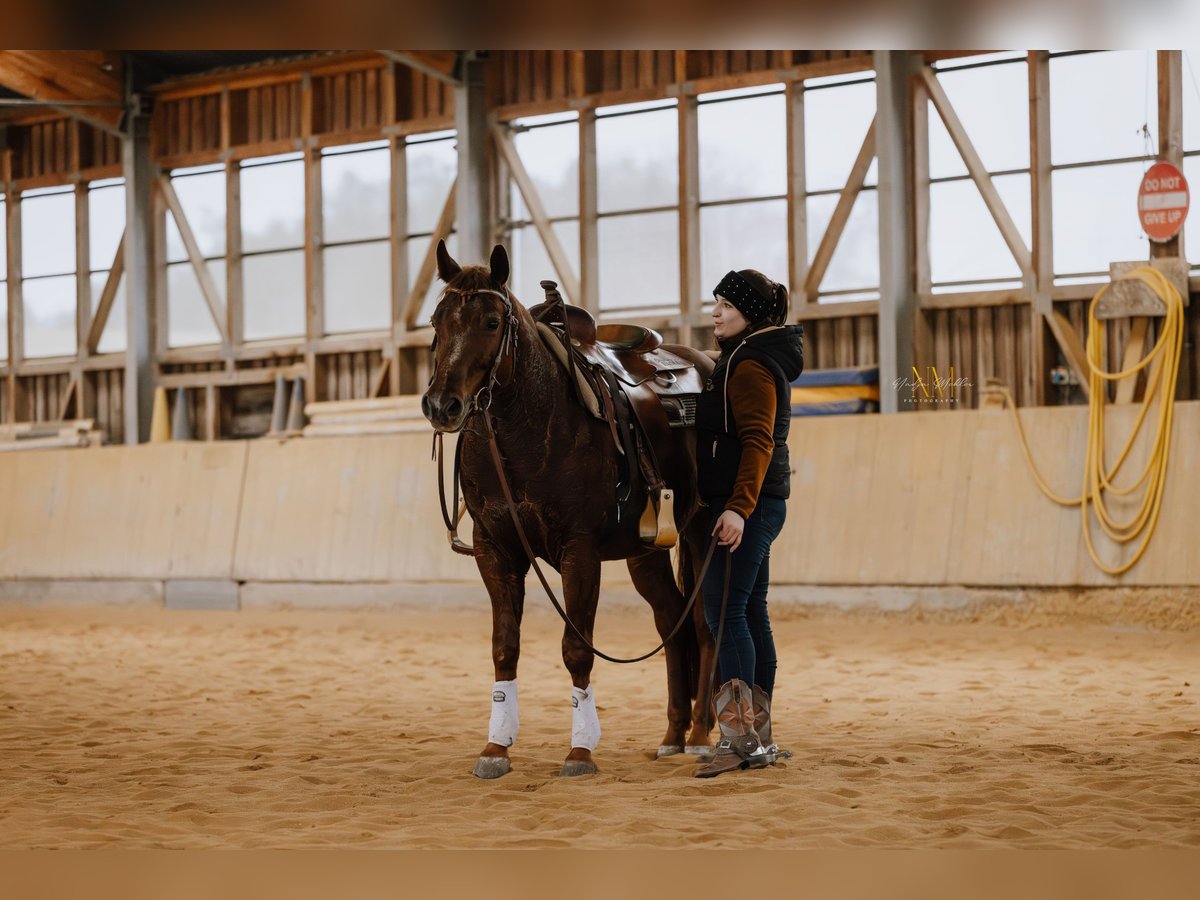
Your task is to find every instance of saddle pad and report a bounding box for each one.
[535,322,603,419]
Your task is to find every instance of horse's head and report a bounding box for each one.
[421,240,515,433]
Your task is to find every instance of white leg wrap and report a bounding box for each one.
[488,680,519,747]
[571,685,601,751]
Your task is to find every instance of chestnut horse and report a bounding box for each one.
[421,241,717,778]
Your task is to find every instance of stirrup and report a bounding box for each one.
[638,488,677,549]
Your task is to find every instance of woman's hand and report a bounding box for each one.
[713,510,745,552]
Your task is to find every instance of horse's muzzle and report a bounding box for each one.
[422,390,468,432]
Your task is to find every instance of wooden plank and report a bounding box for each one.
[403,178,457,329]
[804,116,876,303]
[677,91,700,343]
[1027,50,1052,405]
[921,66,1032,279]
[0,51,124,134]
[85,231,126,354]
[389,134,408,339]
[225,160,243,345]
[157,363,307,389]
[74,183,91,356]
[304,144,324,342]
[785,80,807,316]
[1047,310,1091,400]
[578,107,599,316]
[6,192,23,421]
[156,175,229,345]
[492,125,581,303]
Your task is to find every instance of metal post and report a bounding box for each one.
[123,98,155,443]
[455,53,489,266]
[874,51,918,414]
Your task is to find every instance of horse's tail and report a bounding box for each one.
[675,535,701,701]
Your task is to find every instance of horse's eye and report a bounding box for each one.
[485,318,501,331]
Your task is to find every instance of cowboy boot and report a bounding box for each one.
[694,678,770,778]
[752,684,775,753]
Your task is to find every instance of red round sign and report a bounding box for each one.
[1137,161,1189,242]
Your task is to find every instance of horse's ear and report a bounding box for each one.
[489,244,510,287]
[436,239,461,283]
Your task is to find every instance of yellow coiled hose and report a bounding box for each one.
[994,266,1184,575]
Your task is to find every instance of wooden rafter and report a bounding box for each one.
[0,51,125,136]
[155,175,229,346]
[920,66,1033,279]
[85,231,126,355]
[492,123,582,305]
[804,116,876,304]
[404,177,457,329]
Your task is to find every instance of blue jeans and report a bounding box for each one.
[701,494,787,697]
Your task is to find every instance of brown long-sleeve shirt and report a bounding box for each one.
[724,359,777,518]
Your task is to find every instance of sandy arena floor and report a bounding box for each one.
[0,599,1197,849]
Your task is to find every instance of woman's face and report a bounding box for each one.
[712,295,749,340]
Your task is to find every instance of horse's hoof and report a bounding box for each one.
[657,745,684,758]
[559,759,598,777]
[685,745,713,758]
[473,756,512,779]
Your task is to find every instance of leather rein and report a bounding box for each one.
[430,284,723,666]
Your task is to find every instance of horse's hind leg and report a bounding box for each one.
[559,541,604,777]
[473,538,529,779]
[626,550,694,757]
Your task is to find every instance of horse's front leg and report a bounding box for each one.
[558,540,603,777]
[472,536,529,780]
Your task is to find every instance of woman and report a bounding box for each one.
[694,268,804,779]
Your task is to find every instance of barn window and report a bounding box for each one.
[165,164,226,348]
[508,111,580,307]
[21,186,76,358]
[927,53,1031,293]
[241,152,305,341]
[406,130,458,324]
[1050,51,1159,282]
[698,85,788,304]
[596,99,679,312]
[322,140,391,334]
[804,74,880,301]
[88,178,126,354]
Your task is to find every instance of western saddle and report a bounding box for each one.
[531,281,708,548]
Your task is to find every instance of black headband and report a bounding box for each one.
[713,270,773,323]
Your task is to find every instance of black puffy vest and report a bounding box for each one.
[695,324,805,504]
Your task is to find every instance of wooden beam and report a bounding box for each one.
[225,160,243,346]
[492,125,581,303]
[785,80,808,317]
[804,116,876,303]
[678,91,701,343]
[578,106,599,316]
[156,175,229,346]
[85,231,125,354]
[920,66,1033,278]
[5,190,21,421]
[1047,310,1091,400]
[1027,50,1053,407]
[377,51,461,87]
[0,51,125,136]
[404,177,456,329]
[74,182,91,357]
[389,134,409,340]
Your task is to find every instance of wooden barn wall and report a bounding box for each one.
[4,119,121,183]
[489,50,873,108]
